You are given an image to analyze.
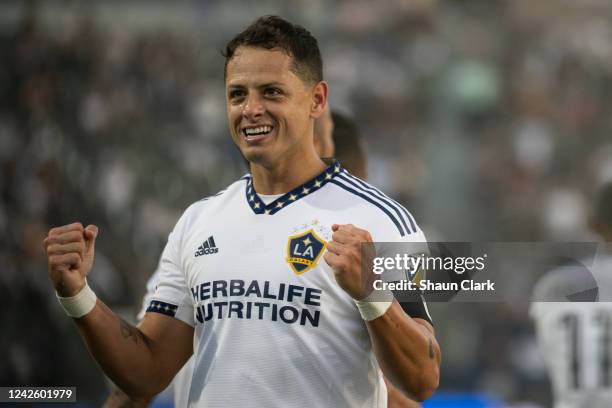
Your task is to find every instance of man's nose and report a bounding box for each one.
[242,93,265,120]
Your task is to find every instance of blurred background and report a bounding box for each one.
[2,0,612,406]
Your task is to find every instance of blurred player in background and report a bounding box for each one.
[331,111,367,179]
[530,183,612,408]
[44,16,440,407]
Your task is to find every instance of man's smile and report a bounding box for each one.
[242,125,275,143]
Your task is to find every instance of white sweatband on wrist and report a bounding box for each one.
[354,289,394,321]
[56,281,97,318]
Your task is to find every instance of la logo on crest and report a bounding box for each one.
[286,229,326,275]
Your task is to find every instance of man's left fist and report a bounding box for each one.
[324,224,376,300]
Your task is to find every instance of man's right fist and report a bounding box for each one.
[43,222,98,297]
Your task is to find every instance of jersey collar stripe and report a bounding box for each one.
[339,170,417,233]
[245,160,342,215]
[330,178,407,236]
[336,173,412,235]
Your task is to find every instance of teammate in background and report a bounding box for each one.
[331,111,367,179]
[44,16,440,407]
[530,183,612,408]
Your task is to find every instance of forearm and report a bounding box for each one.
[366,302,440,401]
[74,301,165,399]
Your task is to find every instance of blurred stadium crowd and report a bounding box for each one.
[2,0,612,406]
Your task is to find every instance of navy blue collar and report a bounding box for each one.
[245,160,342,215]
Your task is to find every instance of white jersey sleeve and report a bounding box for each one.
[145,205,196,326]
[137,266,161,320]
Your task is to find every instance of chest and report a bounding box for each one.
[179,204,351,293]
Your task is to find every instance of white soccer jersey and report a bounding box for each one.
[148,161,426,408]
[530,254,612,408]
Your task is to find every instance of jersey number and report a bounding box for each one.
[561,311,612,389]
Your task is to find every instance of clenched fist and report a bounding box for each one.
[43,222,98,297]
[324,224,376,300]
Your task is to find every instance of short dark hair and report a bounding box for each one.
[223,15,323,85]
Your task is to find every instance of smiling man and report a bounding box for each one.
[44,16,440,407]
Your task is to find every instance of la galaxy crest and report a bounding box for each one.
[286,229,327,275]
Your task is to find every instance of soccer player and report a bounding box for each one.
[44,16,440,407]
[530,183,612,407]
[103,107,337,408]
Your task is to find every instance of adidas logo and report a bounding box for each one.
[195,236,219,257]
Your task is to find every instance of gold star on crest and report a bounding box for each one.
[303,237,312,245]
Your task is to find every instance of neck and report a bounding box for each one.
[250,150,327,195]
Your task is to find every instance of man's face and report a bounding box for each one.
[226,47,326,167]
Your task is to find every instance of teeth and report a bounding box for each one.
[244,126,272,136]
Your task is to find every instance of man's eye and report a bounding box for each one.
[265,88,281,96]
[229,90,245,99]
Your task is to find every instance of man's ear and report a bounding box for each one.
[310,81,328,119]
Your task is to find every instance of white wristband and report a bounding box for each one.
[56,281,97,318]
[354,289,394,321]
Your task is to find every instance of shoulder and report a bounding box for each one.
[182,174,249,217]
[327,169,421,240]
[169,175,249,238]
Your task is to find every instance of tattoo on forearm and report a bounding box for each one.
[119,319,139,344]
[429,337,435,359]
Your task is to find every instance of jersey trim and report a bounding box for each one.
[340,170,417,234]
[336,172,417,235]
[146,300,179,317]
[245,160,342,215]
[330,178,414,237]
